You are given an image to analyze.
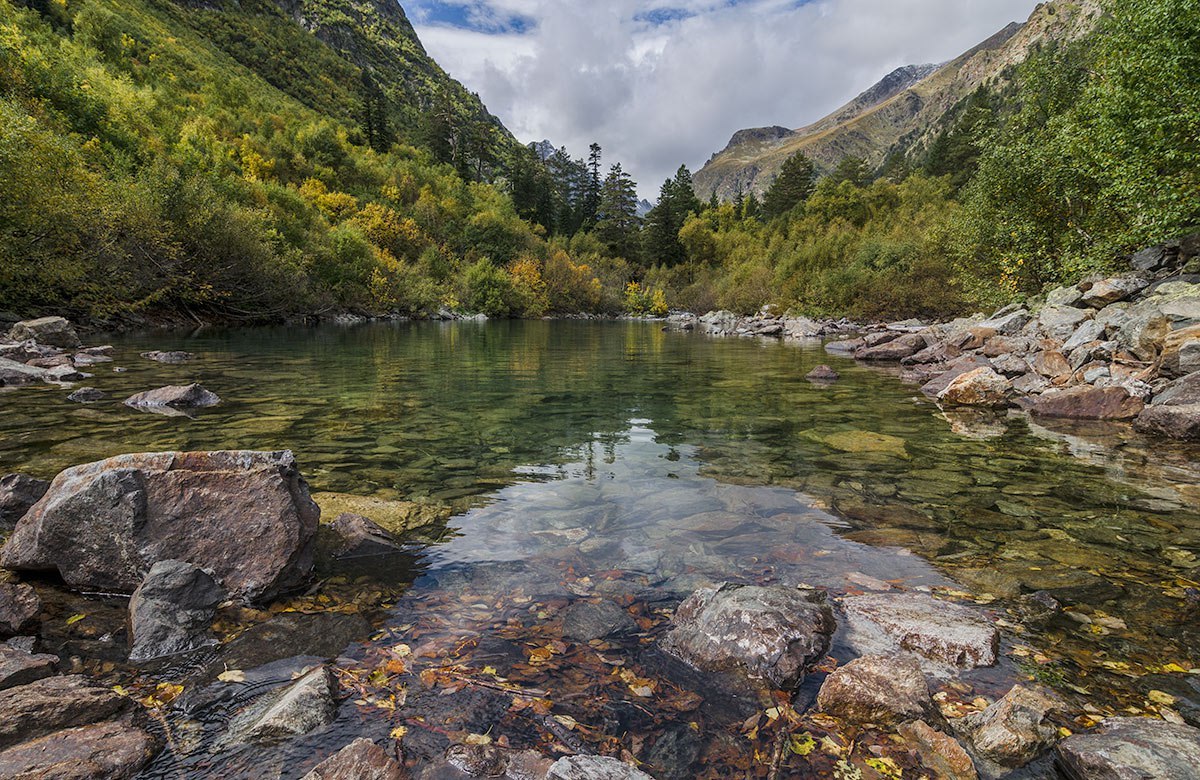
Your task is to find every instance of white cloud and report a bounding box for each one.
[410,0,1041,199]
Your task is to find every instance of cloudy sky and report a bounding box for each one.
[406,0,1041,198]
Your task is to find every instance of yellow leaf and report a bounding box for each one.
[393,644,412,658]
[464,733,492,745]
[65,614,86,626]
[481,666,498,676]
[788,733,816,756]
[1148,690,1176,706]
[218,669,246,683]
[390,726,408,740]
[866,757,902,778]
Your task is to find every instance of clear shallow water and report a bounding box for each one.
[2,321,1199,778]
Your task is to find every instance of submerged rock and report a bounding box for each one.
[816,653,932,725]
[660,583,835,689]
[0,450,319,602]
[0,473,49,530]
[323,513,406,559]
[67,387,105,403]
[806,365,840,382]
[7,317,80,348]
[312,492,450,535]
[822,430,908,458]
[0,720,159,780]
[0,582,41,637]
[128,560,224,663]
[1055,717,1200,779]
[225,664,337,745]
[547,755,656,780]
[139,350,194,364]
[562,599,637,642]
[960,684,1060,767]
[123,383,220,412]
[843,592,998,668]
[898,720,978,780]
[303,738,406,780]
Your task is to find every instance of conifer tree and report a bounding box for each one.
[762,152,816,218]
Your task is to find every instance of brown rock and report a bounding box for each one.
[1134,404,1200,440]
[855,333,927,361]
[325,513,405,559]
[0,720,159,780]
[1029,386,1145,420]
[0,451,318,602]
[919,356,993,398]
[936,367,1012,408]
[843,593,998,668]
[0,474,49,531]
[899,720,978,780]
[0,645,57,691]
[0,583,41,637]
[303,738,407,780]
[123,383,220,411]
[960,685,1060,767]
[661,583,835,689]
[806,365,840,381]
[816,654,931,725]
[1031,349,1072,379]
[0,675,131,749]
[7,317,80,349]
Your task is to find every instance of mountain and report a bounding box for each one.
[530,139,557,161]
[694,0,1103,200]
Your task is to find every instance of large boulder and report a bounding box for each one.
[1080,275,1149,308]
[0,582,41,637]
[960,685,1060,767]
[816,654,932,725]
[1038,306,1093,341]
[1114,282,1200,359]
[936,367,1012,408]
[660,583,835,689]
[1134,404,1200,440]
[1161,324,1200,376]
[843,593,998,668]
[920,356,993,398]
[302,738,406,780]
[898,721,978,780]
[855,333,928,362]
[0,675,131,750]
[0,720,159,780]
[7,317,80,348]
[977,309,1032,336]
[0,358,50,387]
[0,451,319,602]
[0,645,57,691]
[548,756,656,780]
[123,383,220,411]
[225,664,338,745]
[128,560,224,663]
[1055,717,1200,780]
[0,473,49,530]
[1028,386,1145,420]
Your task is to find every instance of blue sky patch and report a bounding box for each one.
[408,1,535,34]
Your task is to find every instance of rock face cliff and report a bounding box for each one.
[694,0,1103,200]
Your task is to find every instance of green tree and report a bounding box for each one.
[643,165,702,266]
[595,163,640,260]
[762,152,816,219]
[829,156,870,187]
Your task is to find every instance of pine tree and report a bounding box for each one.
[762,152,816,218]
[583,143,602,228]
[595,163,641,260]
[830,156,870,187]
[708,190,720,210]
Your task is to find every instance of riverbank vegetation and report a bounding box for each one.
[0,0,1195,324]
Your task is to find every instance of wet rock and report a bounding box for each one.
[0,357,50,386]
[644,722,702,780]
[66,387,105,403]
[323,513,405,558]
[1055,717,1200,780]
[215,612,370,673]
[225,664,337,745]
[960,685,1060,767]
[128,560,223,663]
[1080,275,1150,308]
[1015,591,1061,626]
[45,363,87,382]
[843,593,998,668]
[816,653,931,725]
[1134,403,1200,440]
[72,352,112,368]
[8,317,80,348]
[444,743,509,776]
[312,492,450,535]
[0,720,159,780]
[1,450,319,601]
[660,583,835,689]
[1136,676,1200,729]
[0,675,131,749]
[919,356,992,398]
[898,720,978,780]
[123,383,220,411]
[936,367,1012,408]
[822,430,908,458]
[139,350,193,364]
[0,582,41,637]
[855,333,927,361]
[0,644,57,690]
[1028,386,1145,420]
[303,738,407,780]
[825,338,865,354]
[562,600,637,642]
[806,365,840,382]
[0,473,49,530]
[547,755,656,780]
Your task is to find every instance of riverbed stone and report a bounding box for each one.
[898,720,978,780]
[855,332,927,361]
[1055,717,1200,780]
[843,593,998,668]
[1038,306,1093,341]
[1028,386,1145,420]
[822,430,908,458]
[661,583,835,689]
[128,560,223,662]
[8,317,80,348]
[312,492,450,535]
[0,582,41,637]
[1134,404,1200,440]
[0,473,49,530]
[816,653,931,725]
[936,367,1012,408]
[0,675,132,749]
[562,599,637,642]
[960,684,1060,767]
[807,365,840,382]
[0,644,56,690]
[0,720,159,780]
[66,387,105,403]
[225,664,338,745]
[123,383,220,411]
[0,357,50,386]
[1081,275,1150,308]
[302,738,406,780]
[140,350,193,364]
[547,755,656,780]
[0,450,319,602]
[323,513,405,559]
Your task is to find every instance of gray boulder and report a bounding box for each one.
[0,675,131,749]
[960,685,1060,767]
[0,720,159,780]
[324,513,405,559]
[0,473,49,530]
[548,755,656,780]
[0,357,49,387]
[8,317,80,348]
[1055,717,1200,780]
[816,654,932,725]
[302,738,406,780]
[855,332,928,361]
[67,387,105,403]
[843,592,998,668]
[0,644,57,691]
[1080,275,1150,308]
[128,560,224,663]
[140,350,193,364]
[0,450,319,602]
[1038,306,1092,341]
[977,309,1031,336]
[660,583,835,689]
[124,383,220,412]
[0,582,41,637]
[562,600,637,642]
[225,664,338,744]
[806,365,840,382]
[1063,319,1107,351]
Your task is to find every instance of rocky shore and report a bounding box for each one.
[668,232,1200,443]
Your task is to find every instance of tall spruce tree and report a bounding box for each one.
[595,163,641,260]
[762,152,816,218]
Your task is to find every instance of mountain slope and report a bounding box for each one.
[694,0,1103,200]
